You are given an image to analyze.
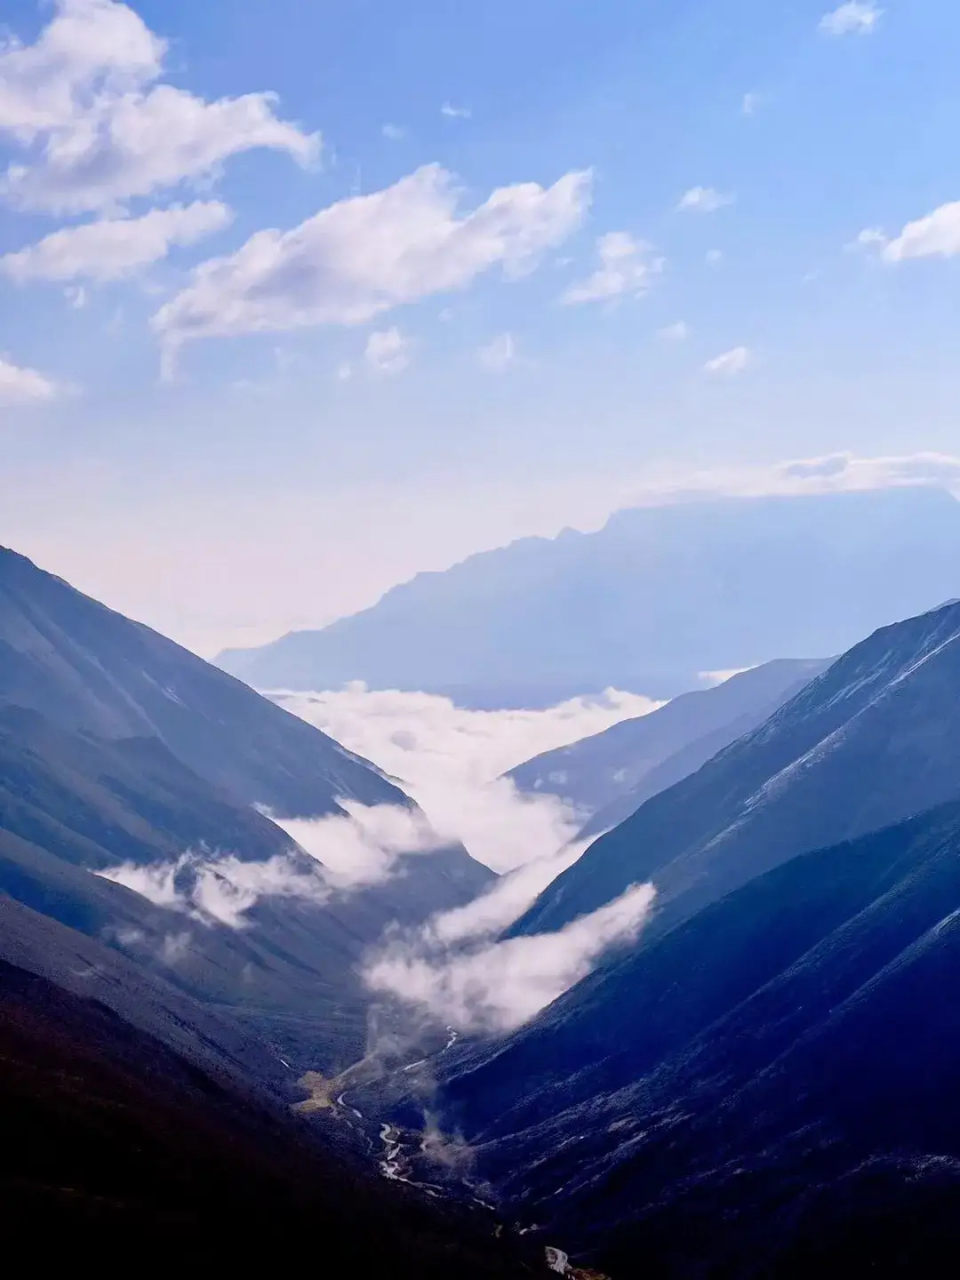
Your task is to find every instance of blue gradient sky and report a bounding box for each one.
[2,0,959,652]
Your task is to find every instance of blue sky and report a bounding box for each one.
[2,0,960,652]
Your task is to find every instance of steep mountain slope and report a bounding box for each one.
[218,487,960,705]
[423,803,960,1274]
[0,947,550,1273]
[513,598,960,939]
[508,658,828,825]
[0,700,491,1068]
[0,547,493,1067]
[0,544,401,817]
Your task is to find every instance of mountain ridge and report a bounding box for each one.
[511,596,960,940]
[217,487,960,705]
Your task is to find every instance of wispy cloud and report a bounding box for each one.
[98,849,332,929]
[0,354,61,404]
[97,798,455,927]
[153,164,591,369]
[0,201,232,283]
[365,327,412,376]
[382,123,407,140]
[363,882,656,1034]
[659,320,689,342]
[677,186,735,214]
[562,231,663,305]
[819,3,883,37]
[704,345,752,376]
[742,91,761,116]
[441,103,472,119]
[270,800,448,890]
[477,332,517,371]
[611,452,960,509]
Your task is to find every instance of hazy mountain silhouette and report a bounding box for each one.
[218,487,960,706]
[508,658,829,828]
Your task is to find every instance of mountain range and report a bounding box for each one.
[374,598,960,1273]
[508,657,830,834]
[218,486,960,706]
[0,545,492,1070]
[425,800,960,1276]
[8,532,960,1270]
[511,597,960,940]
[0,544,574,1265]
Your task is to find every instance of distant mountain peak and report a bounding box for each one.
[217,486,960,707]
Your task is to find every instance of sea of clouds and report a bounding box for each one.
[102,683,661,1032]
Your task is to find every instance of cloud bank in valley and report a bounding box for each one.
[97,849,331,929]
[97,799,454,927]
[364,882,657,1034]
[273,683,661,874]
[269,800,448,889]
[100,685,660,1025]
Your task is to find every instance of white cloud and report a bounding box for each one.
[616,452,960,510]
[365,327,411,376]
[97,798,454,926]
[0,355,60,404]
[0,200,231,282]
[847,225,888,253]
[95,679,661,948]
[879,201,960,263]
[677,186,735,213]
[363,882,656,1035]
[561,231,663,305]
[698,666,756,686]
[272,684,660,874]
[477,331,517,371]
[441,103,471,119]
[705,248,724,266]
[425,841,593,947]
[382,123,406,140]
[819,3,882,36]
[270,801,448,890]
[0,0,318,214]
[97,850,332,929]
[152,163,592,366]
[659,320,689,342]
[336,361,353,382]
[704,346,752,376]
[742,92,760,116]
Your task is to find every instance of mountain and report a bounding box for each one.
[0,547,557,1270]
[508,658,829,829]
[0,544,403,817]
[0,546,493,1068]
[0,912,551,1273]
[218,487,960,706]
[408,802,960,1275]
[512,597,960,940]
